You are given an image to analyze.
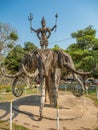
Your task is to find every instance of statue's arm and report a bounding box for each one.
[47,29,51,39]
[37,30,41,40]
[31,27,37,33]
[50,25,56,31]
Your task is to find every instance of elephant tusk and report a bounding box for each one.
[1,68,24,78]
[22,64,39,78]
[63,63,91,75]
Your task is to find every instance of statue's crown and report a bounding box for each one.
[41,17,46,25]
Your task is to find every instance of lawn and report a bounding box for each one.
[0,87,39,102]
[0,120,29,130]
[84,88,98,105]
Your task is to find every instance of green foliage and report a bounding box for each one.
[68,49,94,71]
[0,120,29,130]
[52,44,61,50]
[9,31,18,41]
[5,86,11,92]
[13,123,29,130]
[7,43,14,48]
[92,38,98,50]
[71,25,96,50]
[4,45,24,73]
[24,41,37,53]
[0,23,18,73]
[0,23,18,54]
[67,43,79,51]
[67,25,98,77]
[4,41,37,73]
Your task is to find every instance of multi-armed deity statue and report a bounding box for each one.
[28,13,58,49]
[2,13,94,119]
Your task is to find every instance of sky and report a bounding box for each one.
[0,0,98,49]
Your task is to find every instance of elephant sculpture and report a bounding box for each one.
[2,49,93,119]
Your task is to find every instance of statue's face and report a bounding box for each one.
[42,22,46,27]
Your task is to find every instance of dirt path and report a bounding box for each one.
[0,92,98,130]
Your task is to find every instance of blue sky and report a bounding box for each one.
[0,0,98,49]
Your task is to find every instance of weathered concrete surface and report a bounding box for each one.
[0,92,98,130]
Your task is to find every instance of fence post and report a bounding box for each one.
[1,89,5,101]
[56,105,59,130]
[65,84,67,92]
[96,85,98,100]
[86,86,88,95]
[10,99,12,130]
[25,87,27,95]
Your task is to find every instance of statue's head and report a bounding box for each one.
[41,17,46,27]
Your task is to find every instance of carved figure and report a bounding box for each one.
[28,13,57,49]
[2,49,93,119]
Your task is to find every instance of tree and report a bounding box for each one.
[92,39,98,50]
[92,49,98,78]
[24,41,37,53]
[52,44,61,50]
[4,42,37,73]
[67,25,98,75]
[0,23,18,70]
[4,42,37,87]
[0,23,18,55]
[4,45,24,73]
[71,25,97,50]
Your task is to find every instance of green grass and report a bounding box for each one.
[0,120,29,130]
[84,88,98,105]
[84,89,98,130]
[0,87,38,102]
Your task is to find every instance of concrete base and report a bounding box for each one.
[13,93,84,120]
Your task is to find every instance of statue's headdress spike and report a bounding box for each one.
[41,17,46,25]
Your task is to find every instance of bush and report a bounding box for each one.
[5,86,11,92]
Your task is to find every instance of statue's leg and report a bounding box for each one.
[48,76,56,107]
[39,77,45,119]
[40,40,44,49]
[45,77,49,102]
[54,68,61,106]
[45,87,48,102]
[49,68,61,107]
[47,72,54,106]
[45,45,48,49]
[45,40,48,49]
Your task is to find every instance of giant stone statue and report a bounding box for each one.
[1,13,94,119]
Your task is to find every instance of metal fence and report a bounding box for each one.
[59,83,98,99]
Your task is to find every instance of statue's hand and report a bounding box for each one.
[54,25,57,28]
[51,25,57,31]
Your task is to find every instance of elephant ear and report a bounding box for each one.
[54,50,64,68]
[22,53,33,71]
